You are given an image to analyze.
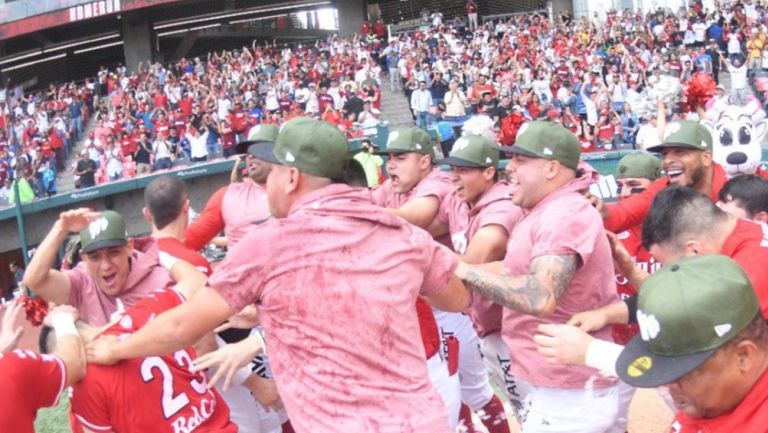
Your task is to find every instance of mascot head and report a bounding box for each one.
[703,100,767,177]
[461,115,497,141]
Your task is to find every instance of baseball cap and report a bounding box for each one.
[616,255,760,388]
[246,117,349,179]
[79,210,128,253]
[616,152,662,180]
[646,120,713,153]
[377,127,435,158]
[496,121,580,170]
[439,134,499,168]
[246,124,279,144]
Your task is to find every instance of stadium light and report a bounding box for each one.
[73,41,124,54]
[157,23,222,37]
[0,50,43,66]
[2,53,66,72]
[153,0,330,29]
[43,33,120,54]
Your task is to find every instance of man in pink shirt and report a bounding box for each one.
[184,124,279,251]
[455,121,621,433]
[432,134,522,432]
[89,117,470,433]
[23,209,174,326]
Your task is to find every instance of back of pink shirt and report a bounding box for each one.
[438,181,522,337]
[66,242,173,326]
[501,182,618,389]
[209,184,456,433]
[221,179,271,248]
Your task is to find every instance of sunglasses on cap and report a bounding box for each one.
[616,185,646,195]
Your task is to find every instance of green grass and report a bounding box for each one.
[35,394,72,433]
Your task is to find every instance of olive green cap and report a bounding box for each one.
[247,117,349,179]
[246,123,280,143]
[79,210,128,253]
[616,152,662,180]
[646,120,713,153]
[616,255,760,388]
[495,121,581,170]
[439,134,499,168]
[377,127,435,158]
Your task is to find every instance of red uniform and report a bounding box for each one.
[157,237,212,277]
[605,163,728,233]
[721,219,768,316]
[71,288,236,433]
[0,349,66,433]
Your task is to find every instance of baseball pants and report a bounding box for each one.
[520,383,623,433]
[479,332,533,423]
[427,352,461,430]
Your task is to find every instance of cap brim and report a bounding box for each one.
[492,144,541,159]
[616,334,717,388]
[374,148,423,156]
[437,156,488,168]
[646,142,705,153]
[82,239,127,254]
[246,141,281,164]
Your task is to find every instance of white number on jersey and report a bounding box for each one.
[140,350,210,419]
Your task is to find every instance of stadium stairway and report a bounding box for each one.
[379,78,415,128]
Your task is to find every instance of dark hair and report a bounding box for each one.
[718,174,768,219]
[39,325,54,354]
[722,313,768,351]
[641,186,727,250]
[144,175,187,230]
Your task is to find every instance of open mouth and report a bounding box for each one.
[102,272,117,286]
[390,174,399,183]
[666,168,684,181]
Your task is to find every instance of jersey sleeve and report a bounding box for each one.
[604,180,664,233]
[479,201,523,235]
[71,367,112,433]
[207,226,270,312]
[530,199,600,264]
[412,227,459,296]
[184,186,227,251]
[1,350,66,411]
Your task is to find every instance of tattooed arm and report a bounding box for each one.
[454,254,579,317]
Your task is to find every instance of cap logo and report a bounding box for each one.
[415,143,422,150]
[664,122,681,139]
[387,131,400,145]
[700,140,708,148]
[637,310,661,341]
[714,323,732,337]
[619,165,628,174]
[88,217,109,239]
[517,122,530,138]
[453,137,470,152]
[485,157,493,164]
[543,147,553,156]
[626,356,653,378]
[285,151,296,162]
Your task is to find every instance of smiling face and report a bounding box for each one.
[82,245,133,296]
[660,147,711,189]
[449,166,495,205]
[504,154,552,209]
[246,154,272,184]
[386,152,431,194]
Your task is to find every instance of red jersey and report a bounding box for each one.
[721,219,768,316]
[0,349,66,433]
[71,288,236,433]
[157,237,212,277]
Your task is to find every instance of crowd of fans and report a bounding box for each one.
[393,0,768,154]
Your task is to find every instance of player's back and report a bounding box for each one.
[71,288,237,433]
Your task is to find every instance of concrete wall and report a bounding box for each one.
[122,10,153,73]
[336,0,365,37]
[1,172,231,254]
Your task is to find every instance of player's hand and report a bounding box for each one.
[585,193,607,218]
[605,231,635,277]
[58,208,101,233]
[534,323,594,366]
[243,375,284,412]
[86,334,121,365]
[567,309,608,332]
[214,305,260,333]
[192,333,264,391]
[0,299,24,354]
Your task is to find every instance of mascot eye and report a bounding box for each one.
[720,129,733,146]
[738,126,751,145]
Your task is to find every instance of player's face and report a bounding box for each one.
[246,154,272,184]
[386,152,430,194]
[616,177,653,200]
[83,245,132,296]
[505,154,550,209]
[265,164,293,218]
[665,345,744,419]
[449,166,494,205]
[661,148,710,189]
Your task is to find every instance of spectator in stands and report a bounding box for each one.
[134,132,153,175]
[411,81,433,130]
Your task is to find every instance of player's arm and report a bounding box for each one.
[387,196,440,229]
[184,187,227,251]
[422,274,470,312]
[602,187,655,233]
[24,209,100,304]
[461,224,509,264]
[160,255,208,299]
[44,306,87,386]
[88,285,234,364]
[454,254,579,317]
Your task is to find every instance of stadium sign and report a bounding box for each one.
[69,0,122,23]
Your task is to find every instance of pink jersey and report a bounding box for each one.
[501,172,618,389]
[66,241,174,326]
[0,349,66,433]
[437,181,523,337]
[71,288,236,433]
[372,167,453,209]
[220,178,270,248]
[208,184,457,433]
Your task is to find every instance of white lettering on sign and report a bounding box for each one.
[69,0,122,23]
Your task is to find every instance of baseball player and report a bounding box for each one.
[0,301,85,433]
[88,117,470,433]
[431,134,522,431]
